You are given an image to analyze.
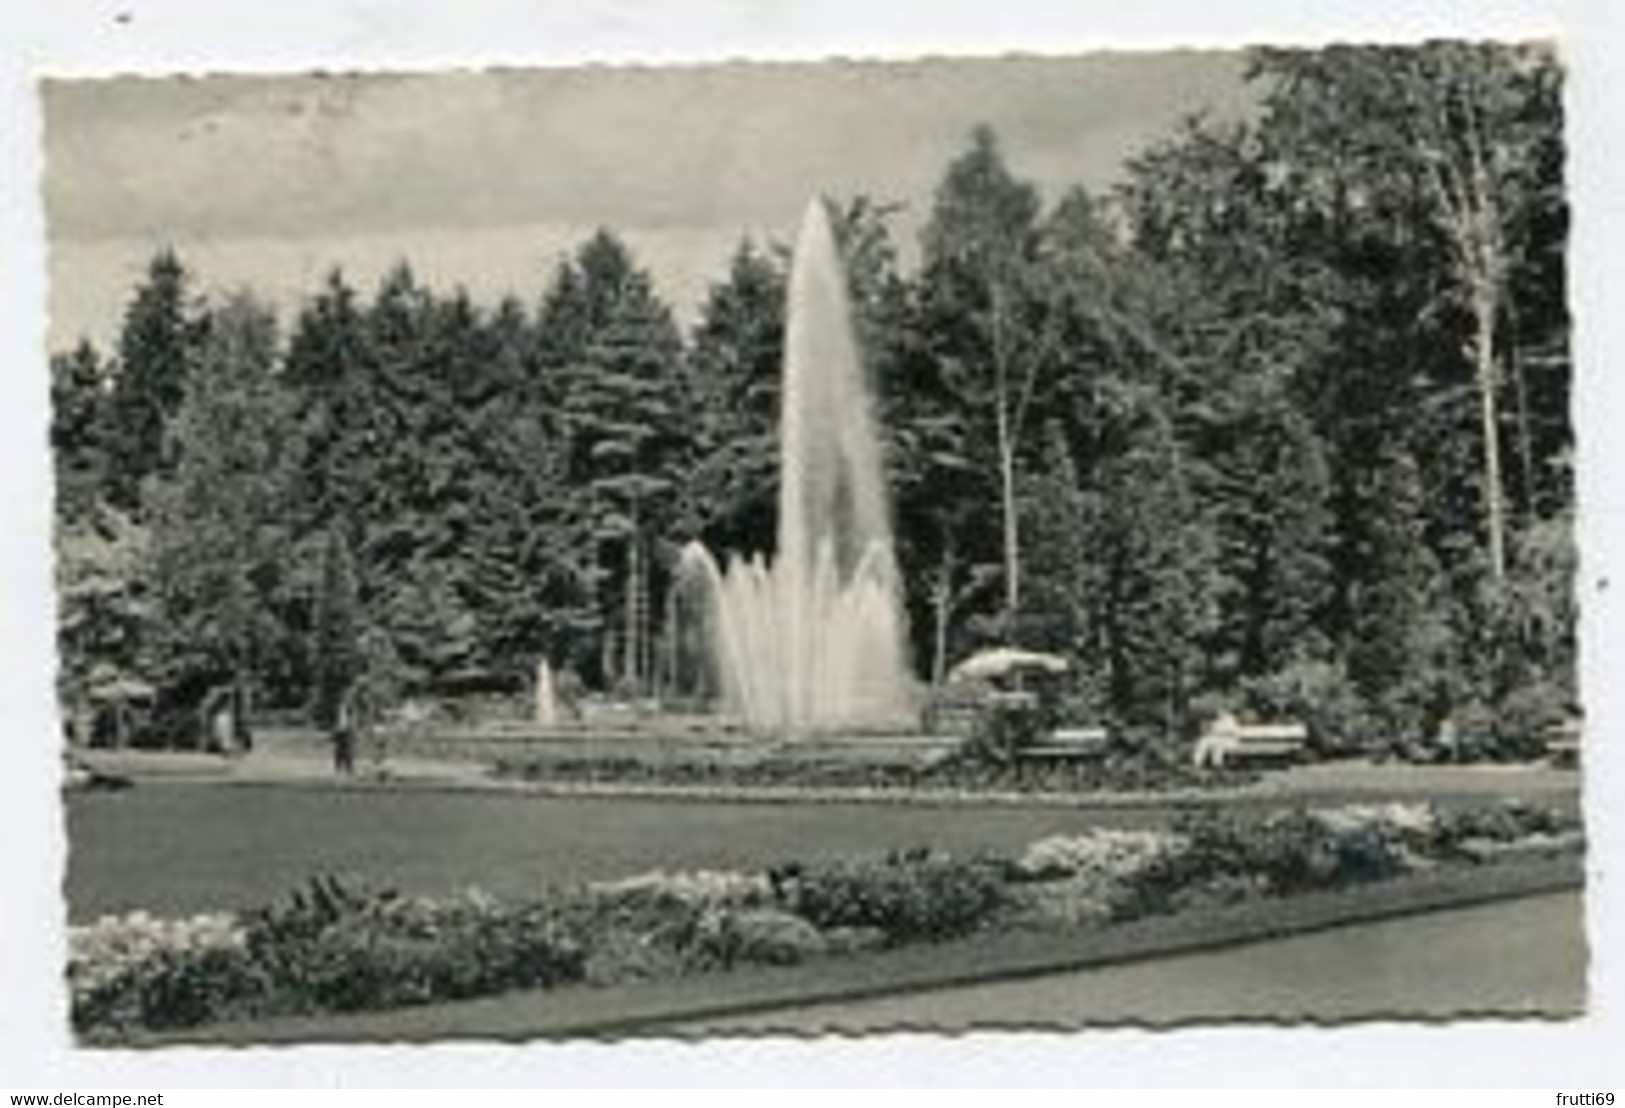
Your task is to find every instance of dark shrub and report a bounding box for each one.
[689,908,827,969]
[292,922,435,1012]
[144,946,268,1027]
[1115,810,1248,918]
[1494,680,1571,760]
[548,879,751,984]
[473,905,586,990]
[1120,806,1408,917]
[1241,659,1369,757]
[277,905,583,1013]
[243,875,371,960]
[1163,871,1269,914]
[555,884,710,955]
[580,928,687,985]
[1431,800,1572,855]
[966,695,1049,765]
[236,876,584,1015]
[787,851,1006,943]
[1252,811,1406,892]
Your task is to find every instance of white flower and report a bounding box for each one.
[592,868,770,906]
[1017,829,1187,881]
[67,909,247,1001]
[1310,802,1435,836]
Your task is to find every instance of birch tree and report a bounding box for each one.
[1254,43,1560,586]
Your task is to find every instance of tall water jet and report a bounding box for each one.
[677,199,916,734]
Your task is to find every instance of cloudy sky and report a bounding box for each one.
[43,51,1254,350]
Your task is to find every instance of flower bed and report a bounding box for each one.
[490,750,1257,796]
[70,798,1582,1039]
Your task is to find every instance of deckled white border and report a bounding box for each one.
[2,0,1619,1089]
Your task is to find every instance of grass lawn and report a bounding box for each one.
[65,781,1168,922]
[65,763,1582,924]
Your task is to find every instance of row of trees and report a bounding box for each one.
[52,43,1575,751]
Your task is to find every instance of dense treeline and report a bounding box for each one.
[52,45,1574,753]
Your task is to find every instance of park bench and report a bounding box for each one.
[1017,726,1111,762]
[924,684,990,735]
[1192,716,1309,768]
[1544,717,1581,768]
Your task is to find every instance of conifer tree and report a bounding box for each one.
[310,524,361,729]
[50,339,111,524]
[103,249,206,513]
[1346,444,1455,738]
[687,239,787,555]
[147,293,288,731]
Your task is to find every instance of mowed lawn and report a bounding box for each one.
[64,783,1161,922]
[65,765,1580,923]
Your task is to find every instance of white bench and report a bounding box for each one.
[1545,718,1581,767]
[1018,726,1111,762]
[1193,718,1309,768]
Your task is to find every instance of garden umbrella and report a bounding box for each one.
[86,674,156,703]
[947,647,1069,684]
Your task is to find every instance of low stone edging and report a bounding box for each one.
[484,776,1247,809]
[120,762,1581,816]
[109,759,1258,809]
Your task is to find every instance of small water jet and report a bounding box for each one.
[534,658,559,727]
[677,199,917,734]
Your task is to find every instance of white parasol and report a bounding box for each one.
[947,647,1070,684]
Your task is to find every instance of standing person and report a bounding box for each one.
[1435,715,1461,764]
[231,684,254,755]
[211,694,234,757]
[333,684,357,776]
[557,663,585,722]
[199,686,232,755]
[356,626,400,775]
[354,668,387,774]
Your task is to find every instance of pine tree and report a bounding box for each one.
[357,266,485,690]
[451,294,594,683]
[147,293,288,733]
[310,524,361,729]
[1211,391,1336,683]
[536,229,636,371]
[1015,423,1094,656]
[570,268,687,692]
[462,389,598,684]
[532,232,694,691]
[1091,398,1220,736]
[50,339,111,524]
[686,238,786,555]
[103,249,205,514]
[1346,444,1454,736]
[284,269,371,532]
